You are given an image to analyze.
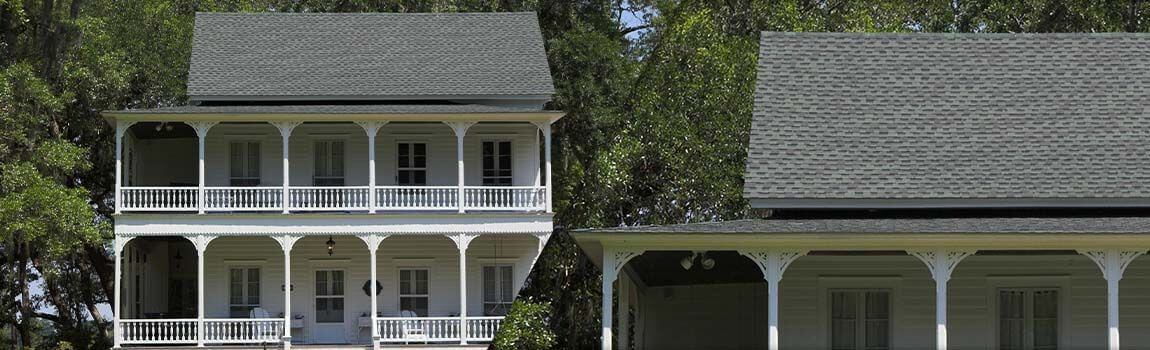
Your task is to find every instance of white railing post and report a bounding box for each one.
[356,122,387,214]
[601,248,643,350]
[531,121,554,213]
[187,235,217,347]
[739,249,807,350]
[908,249,975,350]
[274,235,302,349]
[271,122,302,214]
[444,122,476,214]
[449,234,478,344]
[187,122,218,215]
[1079,249,1146,350]
[113,121,136,215]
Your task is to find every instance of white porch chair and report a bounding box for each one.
[399,310,428,343]
[248,308,278,344]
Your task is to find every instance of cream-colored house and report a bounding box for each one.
[576,32,1150,350]
[108,12,560,349]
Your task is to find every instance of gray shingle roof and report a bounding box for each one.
[581,217,1150,234]
[747,32,1150,205]
[188,12,555,100]
[111,104,545,114]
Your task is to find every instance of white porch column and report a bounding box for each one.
[1079,249,1146,350]
[356,122,387,213]
[112,236,132,348]
[531,233,552,266]
[271,122,302,214]
[187,122,218,214]
[357,234,390,350]
[113,121,136,215]
[530,121,553,213]
[601,248,643,350]
[448,233,479,344]
[274,235,302,349]
[739,249,807,350]
[444,122,476,213]
[909,249,975,350]
[188,235,217,347]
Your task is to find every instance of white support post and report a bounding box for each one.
[738,249,807,350]
[1079,249,1146,350]
[187,235,217,347]
[113,121,136,215]
[530,121,553,213]
[601,248,643,350]
[187,122,218,214]
[448,233,479,344]
[271,122,302,214]
[112,236,132,348]
[531,233,552,266]
[355,122,387,214]
[908,249,975,350]
[357,234,390,350]
[274,235,302,349]
[444,122,476,213]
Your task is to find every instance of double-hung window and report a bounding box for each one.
[228,267,261,318]
[830,289,891,350]
[483,265,514,316]
[482,141,512,186]
[396,142,427,186]
[399,268,429,317]
[229,141,261,186]
[998,288,1058,350]
[313,140,345,186]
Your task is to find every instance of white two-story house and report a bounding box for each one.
[106,12,560,349]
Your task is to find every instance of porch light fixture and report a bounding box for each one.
[680,254,694,270]
[681,251,716,271]
[326,235,335,256]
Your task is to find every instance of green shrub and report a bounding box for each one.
[491,299,556,350]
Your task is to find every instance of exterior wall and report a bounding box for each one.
[123,234,540,344]
[635,254,1150,350]
[128,122,541,187]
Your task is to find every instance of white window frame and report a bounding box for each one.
[816,275,903,350]
[313,268,347,324]
[986,275,1069,350]
[312,139,346,186]
[395,141,428,186]
[228,266,262,318]
[482,264,515,316]
[228,141,262,186]
[481,140,513,186]
[398,267,431,317]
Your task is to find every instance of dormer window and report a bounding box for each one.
[313,140,345,186]
[229,141,261,186]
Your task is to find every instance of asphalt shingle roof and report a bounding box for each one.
[188,12,555,100]
[582,217,1150,234]
[746,32,1150,202]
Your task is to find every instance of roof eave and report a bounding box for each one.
[748,198,1150,210]
[101,111,565,124]
[186,94,555,103]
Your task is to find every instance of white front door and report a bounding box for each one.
[312,269,346,344]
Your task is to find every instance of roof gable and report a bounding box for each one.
[746,32,1150,208]
[187,12,555,102]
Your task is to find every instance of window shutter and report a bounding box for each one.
[331,141,345,177]
[314,142,327,177]
[247,142,260,178]
[230,143,244,178]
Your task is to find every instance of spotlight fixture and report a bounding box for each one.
[680,254,694,270]
[326,235,336,256]
[680,251,717,270]
[701,253,716,270]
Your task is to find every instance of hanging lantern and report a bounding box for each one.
[326,235,336,256]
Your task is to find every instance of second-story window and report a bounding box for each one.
[313,140,345,186]
[482,141,512,186]
[229,141,261,186]
[396,142,427,186]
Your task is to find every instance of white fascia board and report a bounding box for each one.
[749,198,1150,209]
[115,214,553,236]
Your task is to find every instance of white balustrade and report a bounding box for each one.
[119,187,198,211]
[202,318,284,344]
[465,316,504,342]
[120,319,199,344]
[464,186,547,211]
[288,186,370,211]
[376,186,458,210]
[204,187,282,211]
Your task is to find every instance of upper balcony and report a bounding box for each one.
[110,116,557,215]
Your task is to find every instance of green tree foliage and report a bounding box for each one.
[491,299,557,349]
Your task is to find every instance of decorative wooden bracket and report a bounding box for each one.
[1079,249,1146,282]
[356,234,392,253]
[908,249,976,283]
[739,249,808,283]
[273,235,303,253]
[603,248,643,284]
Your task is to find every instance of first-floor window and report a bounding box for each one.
[315,270,345,323]
[229,267,261,317]
[483,265,514,316]
[830,289,890,350]
[399,268,429,317]
[999,288,1058,350]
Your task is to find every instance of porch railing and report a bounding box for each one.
[376,316,503,343]
[202,319,284,344]
[119,186,546,213]
[120,319,199,344]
